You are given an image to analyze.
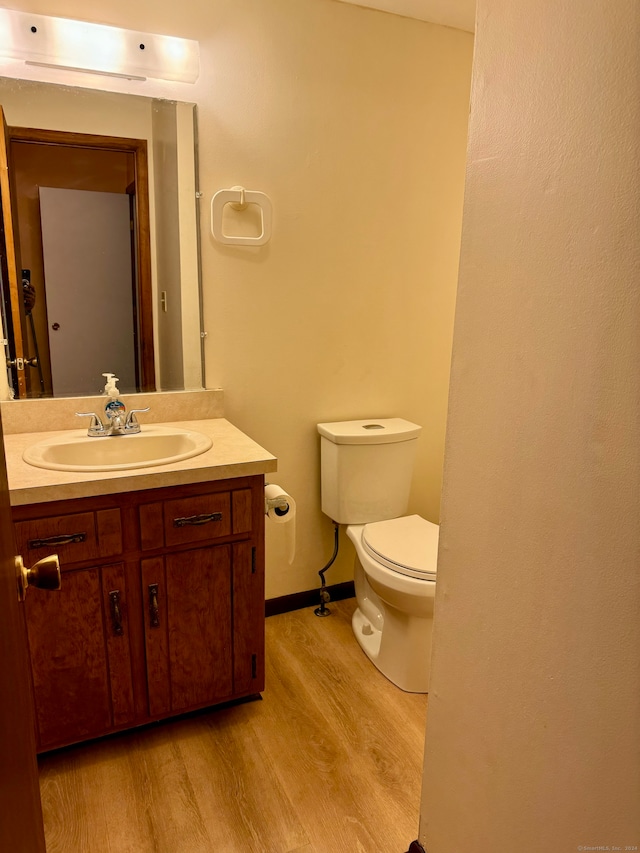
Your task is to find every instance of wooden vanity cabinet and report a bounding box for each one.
[12,475,265,752]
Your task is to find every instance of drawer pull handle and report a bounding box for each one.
[173,512,223,528]
[109,590,124,636]
[148,583,160,628]
[28,532,87,549]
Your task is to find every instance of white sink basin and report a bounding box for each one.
[23,426,213,472]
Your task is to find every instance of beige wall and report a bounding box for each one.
[1,0,472,598]
[420,0,640,849]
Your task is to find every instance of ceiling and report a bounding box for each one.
[335,0,476,32]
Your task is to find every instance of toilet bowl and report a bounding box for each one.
[347,514,438,693]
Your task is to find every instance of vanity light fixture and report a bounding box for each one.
[0,9,199,83]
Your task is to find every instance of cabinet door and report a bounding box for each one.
[25,562,133,750]
[233,541,265,695]
[141,544,233,717]
[101,564,135,728]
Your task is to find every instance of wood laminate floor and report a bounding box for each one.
[38,599,427,853]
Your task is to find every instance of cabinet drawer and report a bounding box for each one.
[14,509,122,567]
[140,492,231,550]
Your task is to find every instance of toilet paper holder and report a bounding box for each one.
[265,494,290,514]
[211,185,273,246]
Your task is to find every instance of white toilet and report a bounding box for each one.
[317,418,438,693]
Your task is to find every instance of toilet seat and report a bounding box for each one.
[362,514,439,581]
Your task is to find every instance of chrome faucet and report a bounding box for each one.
[76,406,150,437]
[76,373,150,436]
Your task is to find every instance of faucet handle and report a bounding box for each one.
[76,411,106,435]
[124,407,150,432]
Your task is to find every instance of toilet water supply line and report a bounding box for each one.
[315,521,340,617]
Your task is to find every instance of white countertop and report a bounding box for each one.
[5,418,277,506]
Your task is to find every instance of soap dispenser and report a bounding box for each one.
[102,373,126,427]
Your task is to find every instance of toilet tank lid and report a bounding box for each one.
[317,418,421,445]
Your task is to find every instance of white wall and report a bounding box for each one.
[420,0,640,849]
[0,0,473,598]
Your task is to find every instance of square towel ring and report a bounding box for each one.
[210,186,272,246]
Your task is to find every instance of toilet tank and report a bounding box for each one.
[317,418,422,524]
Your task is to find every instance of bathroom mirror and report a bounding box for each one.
[0,76,203,399]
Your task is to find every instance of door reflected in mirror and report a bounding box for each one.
[0,77,203,399]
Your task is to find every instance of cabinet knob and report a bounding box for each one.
[16,554,61,601]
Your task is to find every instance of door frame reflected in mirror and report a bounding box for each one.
[4,125,155,398]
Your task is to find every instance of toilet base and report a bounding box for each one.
[351,601,432,694]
